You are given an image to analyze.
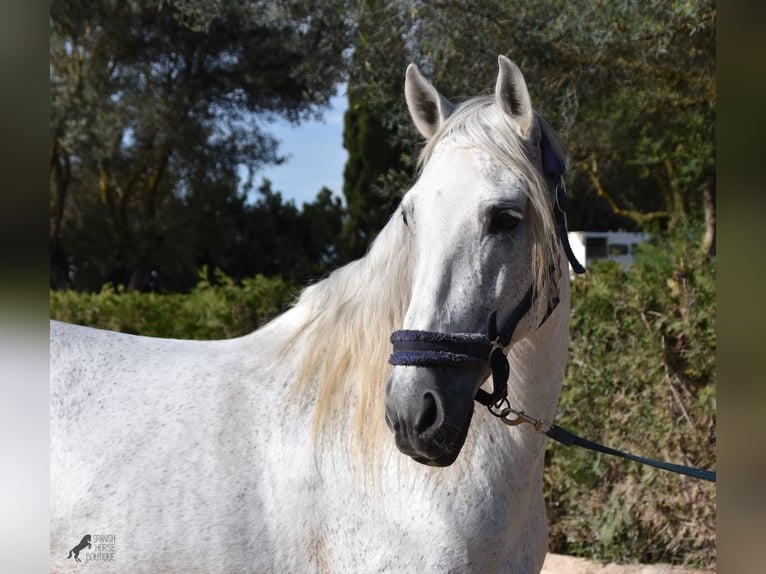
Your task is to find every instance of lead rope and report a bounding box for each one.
[390,314,717,482]
[477,313,716,483]
[488,398,716,482]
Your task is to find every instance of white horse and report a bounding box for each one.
[50,55,573,573]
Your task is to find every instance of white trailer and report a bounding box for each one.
[567,231,650,275]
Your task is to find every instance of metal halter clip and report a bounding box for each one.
[489,398,552,432]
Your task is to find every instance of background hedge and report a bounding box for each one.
[546,228,716,568]
[50,267,295,340]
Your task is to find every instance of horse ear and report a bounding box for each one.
[495,55,534,139]
[405,63,455,139]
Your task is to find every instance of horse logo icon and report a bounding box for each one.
[67,534,91,562]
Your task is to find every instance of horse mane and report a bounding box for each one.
[284,212,413,466]
[283,96,566,467]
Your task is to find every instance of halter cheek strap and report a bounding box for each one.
[554,180,585,275]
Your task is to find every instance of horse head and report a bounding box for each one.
[384,56,565,466]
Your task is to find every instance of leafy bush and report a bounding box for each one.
[50,268,295,339]
[545,227,716,568]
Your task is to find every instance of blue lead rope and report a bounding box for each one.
[544,424,716,482]
[389,324,717,482]
[387,223,714,483]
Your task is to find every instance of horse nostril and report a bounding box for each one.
[415,392,440,434]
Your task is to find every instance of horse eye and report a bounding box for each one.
[401,209,409,227]
[490,210,521,234]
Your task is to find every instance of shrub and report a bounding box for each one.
[545,227,716,568]
[50,268,295,339]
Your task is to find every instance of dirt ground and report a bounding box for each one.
[541,553,714,574]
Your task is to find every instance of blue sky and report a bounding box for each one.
[256,86,349,207]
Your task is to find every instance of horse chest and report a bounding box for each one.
[264,422,544,572]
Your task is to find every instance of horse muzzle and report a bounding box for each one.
[384,366,477,467]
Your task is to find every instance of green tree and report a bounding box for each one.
[342,0,715,245]
[299,187,346,276]
[341,96,409,259]
[537,0,716,246]
[50,0,353,291]
[338,0,412,258]
[228,180,346,285]
[546,224,716,566]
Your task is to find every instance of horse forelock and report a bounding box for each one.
[283,211,413,472]
[418,96,565,322]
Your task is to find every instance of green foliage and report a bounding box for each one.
[50,0,353,291]
[50,268,294,339]
[344,0,715,234]
[50,0,716,289]
[338,1,413,258]
[231,181,346,285]
[340,98,409,259]
[545,226,716,567]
